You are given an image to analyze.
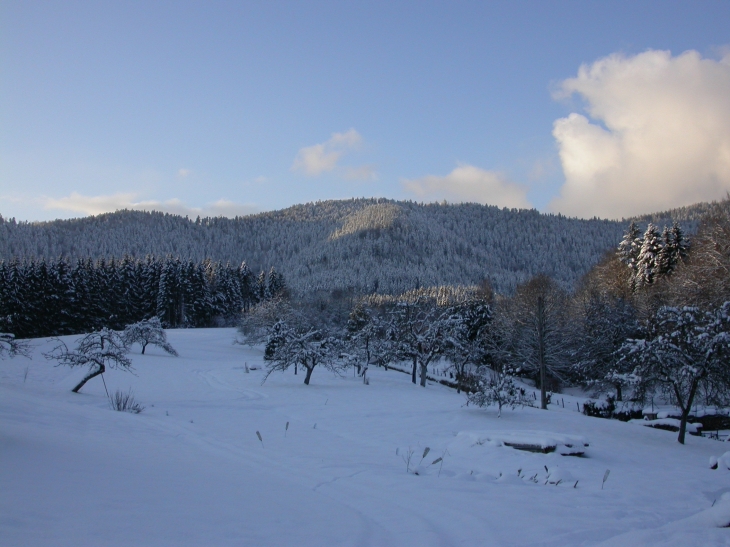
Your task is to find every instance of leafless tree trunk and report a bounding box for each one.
[537,296,547,409]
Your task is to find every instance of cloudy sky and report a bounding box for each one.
[1,1,729,221]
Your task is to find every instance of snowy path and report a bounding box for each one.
[2,328,730,546]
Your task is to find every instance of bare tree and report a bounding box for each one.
[442,299,492,393]
[388,298,450,387]
[237,297,291,346]
[670,198,730,309]
[123,317,178,355]
[45,329,132,393]
[0,332,31,359]
[345,303,391,383]
[495,275,571,409]
[571,290,640,401]
[262,309,347,386]
[619,302,730,444]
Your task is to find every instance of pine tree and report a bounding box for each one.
[141,256,161,320]
[636,223,662,288]
[156,258,178,327]
[266,267,286,300]
[238,262,255,312]
[656,221,688,278]
[617,221,642,291]
[256,270,267,303]
[50,258,76,335]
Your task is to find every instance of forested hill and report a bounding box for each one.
[0,198,701,295]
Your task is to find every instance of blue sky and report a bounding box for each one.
[1,1,729,221]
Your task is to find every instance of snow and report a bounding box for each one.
[453,430,588,456]
[2,328,730,546]
[630,417,703,433]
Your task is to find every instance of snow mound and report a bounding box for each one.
[455,430,589,456]
[709,451,730,470]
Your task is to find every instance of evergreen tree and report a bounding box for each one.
[617,221,642,292]
[636,223,662,288]
[156,257,182,327]
[50,258,76,335]
[238,262,255,312]
[656,221,688,278]
[266,267,286,299]
[70,258,95,332]
[141,256,162,320]
[256,270,267,303]
[617,221,642,268]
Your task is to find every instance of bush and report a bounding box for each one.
[583,395,643,421]
[110,389,145,414]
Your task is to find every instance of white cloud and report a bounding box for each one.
[177,168,191,178]
[402,164,531,208]
[291,129,368,177]
[550,49,730,219]
[43,192,259,218]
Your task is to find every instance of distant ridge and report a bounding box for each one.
[0,198,707,295]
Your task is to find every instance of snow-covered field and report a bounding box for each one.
[2,328,730,547]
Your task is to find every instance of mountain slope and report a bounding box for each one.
[0,198,699,295]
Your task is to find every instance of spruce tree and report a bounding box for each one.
[636,223,662,288]
[617,221,642,291]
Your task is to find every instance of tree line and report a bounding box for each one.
[0,255,286,338]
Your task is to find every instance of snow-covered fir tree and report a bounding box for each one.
[655,221,689,277]
[635,223,662,288]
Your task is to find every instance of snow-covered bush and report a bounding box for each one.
[123,318,178,356]
[582,396,643,422]
[466,366,533,417]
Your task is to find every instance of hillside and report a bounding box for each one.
[2,329,729,547]
[0,199,703,295]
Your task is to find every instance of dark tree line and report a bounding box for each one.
[0,255,286,338]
